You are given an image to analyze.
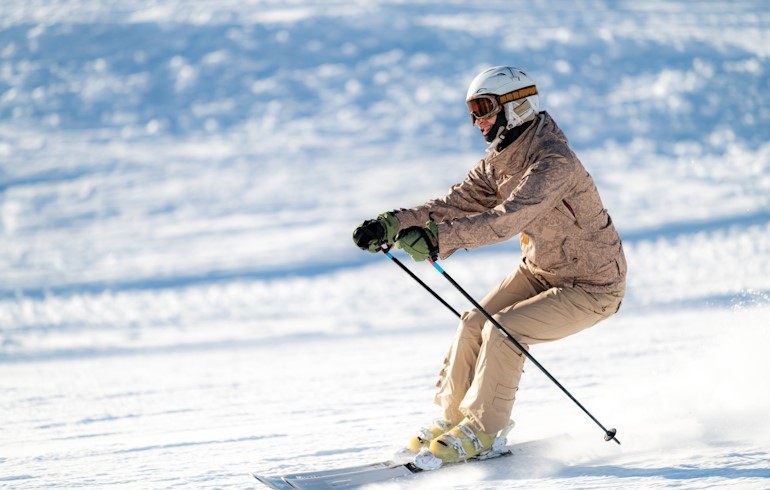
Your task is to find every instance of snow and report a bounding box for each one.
[1,0,769,488]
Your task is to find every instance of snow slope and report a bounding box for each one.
[1,1,769,488]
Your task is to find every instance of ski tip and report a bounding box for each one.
[251,472,294,490]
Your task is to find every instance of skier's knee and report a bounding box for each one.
[457,309,486,338]
[482,321,527,357]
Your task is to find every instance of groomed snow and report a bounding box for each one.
[1,1,769,488]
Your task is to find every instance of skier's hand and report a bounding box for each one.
[396,220,439,262]
[352,212,400,252]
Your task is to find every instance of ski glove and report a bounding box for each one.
[352,212,400,252]
[396,220,439,262]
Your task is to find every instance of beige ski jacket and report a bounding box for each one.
[395,111,626,293]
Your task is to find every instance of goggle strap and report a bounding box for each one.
[498,85,538,105]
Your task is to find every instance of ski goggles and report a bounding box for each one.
[467,95,501,123]
[467,85,538,123]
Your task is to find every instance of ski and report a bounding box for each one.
[251,435,567,489]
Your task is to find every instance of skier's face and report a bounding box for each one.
[474,112,497,138]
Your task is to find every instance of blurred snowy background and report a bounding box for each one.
[2,1,769,488]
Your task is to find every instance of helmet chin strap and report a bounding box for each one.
[485,100,539,153]
[486,101,530,152]
[485,126,507,153]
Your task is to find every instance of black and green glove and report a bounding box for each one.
[396,220,439,262]
[352,212,400,252]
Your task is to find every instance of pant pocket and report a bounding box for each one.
[587,291,622,316]
[491,383,518,423]
[493,383,517,402]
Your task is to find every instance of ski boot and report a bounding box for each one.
[405,419,455,454]
[413,418,515,470]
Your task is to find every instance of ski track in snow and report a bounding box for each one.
[1,1,770,489]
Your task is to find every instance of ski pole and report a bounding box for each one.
[379,246,461,319]
[426,257,620,445]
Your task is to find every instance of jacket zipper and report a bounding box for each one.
[561,199,582,229]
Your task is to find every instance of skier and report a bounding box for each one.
[352,66,626,466]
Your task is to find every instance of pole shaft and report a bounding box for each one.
[381,248,462,319]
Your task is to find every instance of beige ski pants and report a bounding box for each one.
[434,263,624,434]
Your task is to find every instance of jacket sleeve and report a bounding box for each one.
[394,158,499,229]
[436,150,577,258]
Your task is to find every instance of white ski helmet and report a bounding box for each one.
[465,66,539,130]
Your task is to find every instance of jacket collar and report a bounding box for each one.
[487,112,548,166]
